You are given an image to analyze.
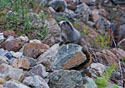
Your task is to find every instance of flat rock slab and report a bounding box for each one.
[51,44,87,70]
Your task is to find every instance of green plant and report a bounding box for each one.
[94,64,117,88]
[0,0,33,31]
[95,31,111,49]
[57,15,69,22]
[82,25,90,37]
[38,11,48,39]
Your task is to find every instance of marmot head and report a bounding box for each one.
[59,21,74,33]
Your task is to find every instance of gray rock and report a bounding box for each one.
[90,63,106,77]
[0,56,8,65]
[112,0,125,5]
[22,56,37,67]
[51,44,87,70]
[16,35,29,44]
[118,38,125,51]
[83,77,97,88]
[75,3,91,22]
[37,44,60,71]
[49,0,67,12]
[5,36,14,42]
[3,80,29,88]
[23,75,50,88]
[10,51,23,58]
[0,63,24,80]
[28,64,48,78]
[0,49,8,56]
[48,70,83,88]
[0,33,5,43]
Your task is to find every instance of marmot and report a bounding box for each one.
[59,21,92,68]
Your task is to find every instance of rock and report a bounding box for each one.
[118,38,125,51]
[12,58,30,70]
[48,70,83,88]
[74,0,96,5]
[110,48,125,60]
[0,40,22,52]
[29,39,41,43]
[0,49,9,56]
[23,42,49,58]
[92,9,100,23]
[22,56,37,67]
[28,64,48,78]
[10,51,22,58]
[5,52,13,60]
[0,78,5,84]
[75,3,91,22]
[23,75,49,88]
[0,85,3,88]
[48,0,67,12]
[96,49,118,66]
[16,36,29,44]
[0,63,24,80]
[52,44,87,70]
[0,33,4,44]
[83,76,97,88]
[3,80,29,88]
[3,30,15,38]
[90,63,106,77]
[0,56,8,65]
[96,17,106,31]
[37,44,60,71]
[5,36,14,42]
[115,24,125,42]
[42,18,61,46]
[112,0,125,5]
[106,82,122,88]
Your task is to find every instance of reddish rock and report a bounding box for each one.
[92,9,100,23]
[110,48,125,60]
[96,49,118,66]
[0,40,22,52]
[63,52,86,70]
[3,30,15,37]
[23,42,50,58]
[12,58,30,70]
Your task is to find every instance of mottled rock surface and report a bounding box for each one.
[48,70,83,88]
[51,44,87,70]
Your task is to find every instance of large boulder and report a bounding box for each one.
[48,0,67,12]
[23,42,49,58]
[51,44,87,70]
[48,70,83,88]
